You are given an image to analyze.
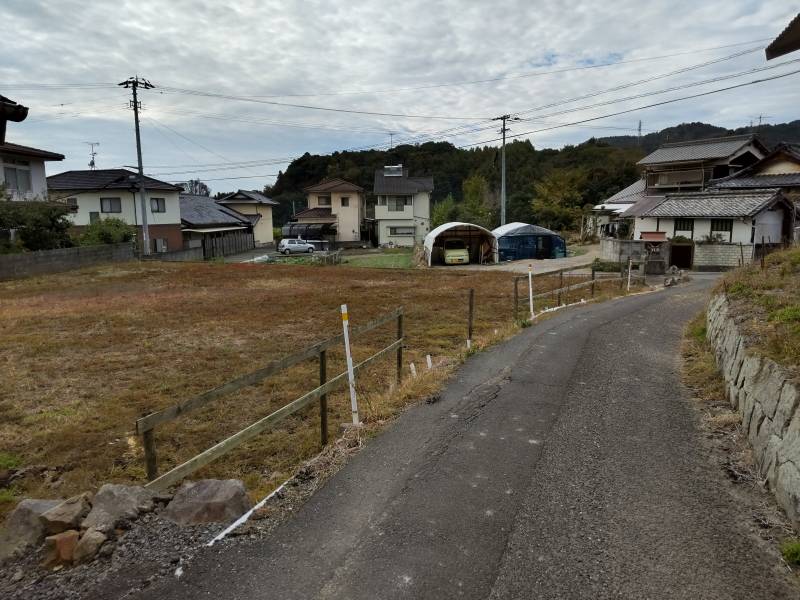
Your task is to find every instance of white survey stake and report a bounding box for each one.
[341,304,360,425]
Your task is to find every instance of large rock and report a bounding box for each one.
[73,528,107,564]
[40,494,91,535]
[81,484,156,533]
[163,479,251,526]
[0,499,61,562]
[42,530,80,566]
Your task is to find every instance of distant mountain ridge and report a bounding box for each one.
[596,120,800,153]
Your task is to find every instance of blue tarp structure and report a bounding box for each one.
[492,222,566,261]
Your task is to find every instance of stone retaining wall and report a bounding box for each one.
[0,243,135,281]
[706,294,800,524]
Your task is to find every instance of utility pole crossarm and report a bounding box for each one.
[118,77,155,255]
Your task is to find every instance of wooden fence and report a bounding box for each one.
[135,307,404,491]
[512,267,642,320]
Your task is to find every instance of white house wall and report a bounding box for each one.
[64,190,181,226]
[375,192,431,245]
[0,156,48,200]
[634,216,755,244]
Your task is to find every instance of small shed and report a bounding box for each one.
[492,222,566,261]
[423,222,498,266]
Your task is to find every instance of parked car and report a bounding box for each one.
[279,238,315,254]
[443,239,469,265]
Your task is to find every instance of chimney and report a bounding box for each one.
[0,95,30,145]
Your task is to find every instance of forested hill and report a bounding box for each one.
[598,120,800,153]
[261,120,799,230]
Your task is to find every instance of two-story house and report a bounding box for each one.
[47,168,183,252]
[1,95,64,200]
[373,165,433,246]
[216,189,278,246]
[596,134,768,240]
[289,178,365,245]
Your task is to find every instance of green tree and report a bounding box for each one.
[0,201,73,252]
[78,217,135,246]
[531,168,587,231]
[461,174,493,229]
[431,193,460,228]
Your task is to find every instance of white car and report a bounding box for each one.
[279,238,315,254]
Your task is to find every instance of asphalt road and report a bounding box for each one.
[136,276,797,599]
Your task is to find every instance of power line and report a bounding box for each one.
[217,38,772,98]
[461,67,800,147]
[511,58,800,120]
[156,85,491,121]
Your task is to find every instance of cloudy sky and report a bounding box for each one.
[2,1,798,193]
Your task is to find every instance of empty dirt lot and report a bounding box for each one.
[0,260,621,514]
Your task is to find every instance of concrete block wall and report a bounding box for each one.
[0,243,135,281]
[706,294,800,525]
[600,238,645,262]
[694,244,753,270]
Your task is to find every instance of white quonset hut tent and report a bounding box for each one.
[423,222,499,266]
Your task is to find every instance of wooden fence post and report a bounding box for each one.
[396,311,403,385]
[591,267,596,298]
[467,289,474,347]
[761,236,766,270]
[142,429,158,481]
[319,350,328,446]
[557,271,563,305]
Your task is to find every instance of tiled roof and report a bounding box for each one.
[710,143,800,189]
[619,195,666,218]
[292,207,334,219]
[1,142,64,161]
[602,178,646,204]
[217,189,278,205]
[303,178,363,193]
[637,134,765,166]
[373,168,434,195]
[712,173,800,189]
[766,12,800,59]
[639,189,782,218]
[180,194,251,227]
[48,169,180,191]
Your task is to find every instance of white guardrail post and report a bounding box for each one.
[341,304,360,425]
[528,264,534,320]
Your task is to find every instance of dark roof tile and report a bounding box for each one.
[48,169,180,191]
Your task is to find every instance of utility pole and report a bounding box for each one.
[492,114,521,226]
[118,76,154,255]
[637,120,642,147]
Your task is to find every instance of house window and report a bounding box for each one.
[150,197,166,213]
[65,198,78,213]
[378,196,387,206]
[3,166,31,192]
[100,197,122,213]
[317,195,331,206]
[710,218,733,242]
[340,197,349,207]
[389,226,415,236]
[674,218,693,234]
[388,196,411,211]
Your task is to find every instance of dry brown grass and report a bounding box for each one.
[0,261,631,514]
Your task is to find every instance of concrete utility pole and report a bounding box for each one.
[118,76,154,255]
[493,114,520,226]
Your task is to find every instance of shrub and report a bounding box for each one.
[592,258,622,272]
[78,217,135,246]
[0,201,73,251]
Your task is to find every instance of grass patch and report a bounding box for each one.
[0,452,22,470]
[682,312,726,404]
[782,539,800,565]
[343,251,413,269]
[720,247,800,370]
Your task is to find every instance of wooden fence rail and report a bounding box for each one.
[136,307,404,490]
